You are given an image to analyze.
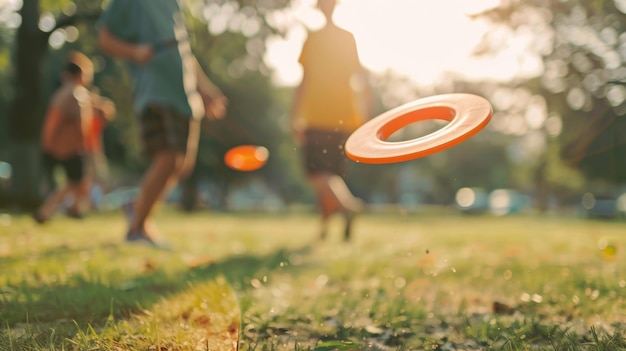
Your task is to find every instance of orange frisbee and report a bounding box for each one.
[345,93,492,164]
[224,145,269,172]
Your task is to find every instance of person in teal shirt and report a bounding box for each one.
[98,0,227,248]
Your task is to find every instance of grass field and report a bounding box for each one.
[1,206,625,350]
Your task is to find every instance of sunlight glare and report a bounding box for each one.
[335,0,494,83]
[265,0,506,86]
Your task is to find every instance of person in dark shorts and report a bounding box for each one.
[291,0,374,241]
[34,52,94,223]
[98,0,227,248]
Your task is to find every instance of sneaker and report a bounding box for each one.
[125,230,173,251]
[32,211,47,225]
[65,208,84,220]
[342,198,365,242]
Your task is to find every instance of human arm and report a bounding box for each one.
[98,26,154,65]
[75,86,93,152]
[91,92,116,122]
[195,58,227,120]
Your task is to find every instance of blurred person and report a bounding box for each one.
[34,52,94,223]
[98,0,228,248]
[290,0,374,241]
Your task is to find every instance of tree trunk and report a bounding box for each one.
[8,141,42,209]
[5,1,101,210]
[7,0,47,210]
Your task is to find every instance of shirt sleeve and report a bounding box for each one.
[98,0,138,43]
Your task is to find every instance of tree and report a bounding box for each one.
[475,0,626,186]
[172,0,303,209]
[2,0,299,210]
[6,0,100,210]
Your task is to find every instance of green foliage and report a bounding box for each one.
[542,141,585,194]
[3,0,584,209]
[477,0,626,185]
[183,4,306,201]
[39,0,73,12]
[0,0,306,201]
[313,340,360,350]
[0,7,15,153]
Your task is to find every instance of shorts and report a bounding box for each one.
[140,104,197,157]
[42,152,85,183]
[302,129,350,176]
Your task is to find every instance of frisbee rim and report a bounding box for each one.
[345,93,493,164]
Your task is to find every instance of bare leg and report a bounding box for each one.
[308,172,362,240]
[36,183,82,222]
[151,120,200,208]
[327,174,362,241]
[309,173,361,212]
[129,150,182,236]
[65,178,89,217]
[124,118,200,248]
[316,190,337,240]
[327,175,363,212]
[128,123,199,238]
[156,118,200,200]
[66,153,95,216]
[309,173,338,239]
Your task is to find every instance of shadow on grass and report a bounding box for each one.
[0,242,313,329]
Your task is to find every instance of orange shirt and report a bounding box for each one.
[298,25,364,133]
[84,94,115,153]
[84,114,104,153]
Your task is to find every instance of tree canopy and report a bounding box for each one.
[3,0,626,210]
[475,0,626,183]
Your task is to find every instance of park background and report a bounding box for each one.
[1,1,626,350]
[0,0,625,216]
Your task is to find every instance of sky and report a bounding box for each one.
[263,0,541,87]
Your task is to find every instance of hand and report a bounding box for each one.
[202,91,228,120]
[132,44,154,65]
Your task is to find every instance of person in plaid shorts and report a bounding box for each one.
[98,0,227,248]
